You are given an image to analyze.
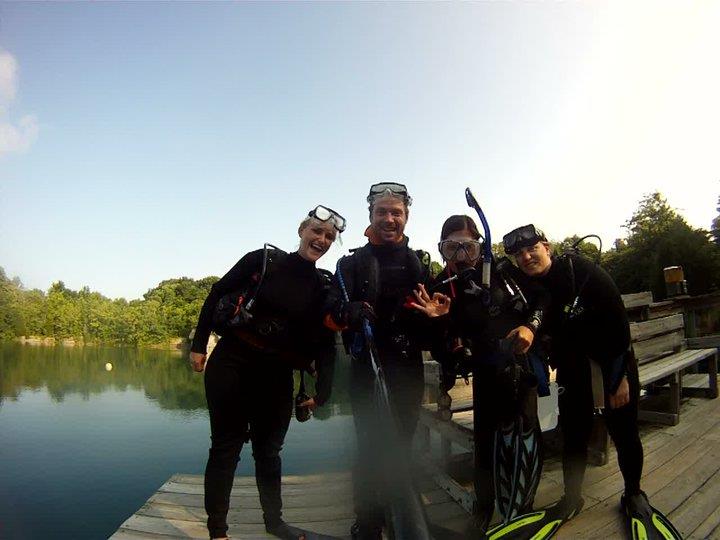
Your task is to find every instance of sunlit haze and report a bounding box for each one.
[1,2,717,299]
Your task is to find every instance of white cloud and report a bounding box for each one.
[0,49,38,158]
[0,114,39,154]
[0,50,17,103]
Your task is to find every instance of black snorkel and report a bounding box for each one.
[465,187,493,288]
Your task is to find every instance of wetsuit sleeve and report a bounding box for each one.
[313,330,337,406]
[190,249,263,354]
[573,256,632,390]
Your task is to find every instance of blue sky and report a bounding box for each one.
[1,2,718,300]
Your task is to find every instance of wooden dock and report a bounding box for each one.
[112,379,720,539]
[110,469,468,539]
[550,376,720,539]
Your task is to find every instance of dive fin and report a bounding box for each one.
[483,497,583,540]
[621,492,683,540]
[493,415,542,522]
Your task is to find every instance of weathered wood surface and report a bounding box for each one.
[638,348,717,386]
[547,386,720,539]
[630,313,684,342]
[688,335,720,349]
[634,330,685,364]
[111,469,468,539]
[621,291,654,310]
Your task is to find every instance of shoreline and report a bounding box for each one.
[11,336,188,351]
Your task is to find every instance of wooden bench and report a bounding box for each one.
[623,294,718,425]
[584,292,718,464]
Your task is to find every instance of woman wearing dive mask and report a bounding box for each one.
[189,205,345,540]
[428,215,551,536]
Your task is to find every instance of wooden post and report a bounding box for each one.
[685,309,698,339]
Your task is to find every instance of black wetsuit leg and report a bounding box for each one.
[204,339,294,537]
[204,339,251,539]
[349,350,425,530]
[603,354,643,496]
[382,355,424,444]
[472,363,501,519]
[350,357,384,530]
[556,353,594,504]
[249,361,294,526]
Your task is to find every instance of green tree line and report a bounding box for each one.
[0,273,218,345]
[1,191,719,345]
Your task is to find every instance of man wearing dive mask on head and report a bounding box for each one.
[324,183,449,540]
[501,224,681,540]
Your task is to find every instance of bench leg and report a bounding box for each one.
[638,372,681,425]
[669,372,681,425]
[708,351,718,399]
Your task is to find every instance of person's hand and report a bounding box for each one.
[505,326,535,355]
[410,283,451,318]
[189,352,207,372]
[298,397,317,411]
[609,376,630,409]
[343,301,376,329]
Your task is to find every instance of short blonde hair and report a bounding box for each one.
[298,216,342,244]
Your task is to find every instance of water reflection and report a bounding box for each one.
[0,343,352,416]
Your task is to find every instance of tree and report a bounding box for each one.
[554,235,602,262]
[44,282,82,339]
[603,192,720,299]
[712,195,720,246]
[0,267,23,339]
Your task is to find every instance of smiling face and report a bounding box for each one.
[513,241,553,277]
[297,219,337,262]
[369,195,407,244]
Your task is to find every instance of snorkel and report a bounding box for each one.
[465,187,493,288]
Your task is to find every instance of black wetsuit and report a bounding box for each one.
[537,253,643,503]
[326,238,436,533]
[431,259,549,524]
[192,249,336,539]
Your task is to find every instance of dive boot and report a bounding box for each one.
[483,496,584,540]
[620,491,683,540]
[265,517,306,540]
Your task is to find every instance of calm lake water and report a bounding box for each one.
[0,343,356,540]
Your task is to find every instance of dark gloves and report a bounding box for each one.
[441,346,473,391]
[340,301,376,330]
